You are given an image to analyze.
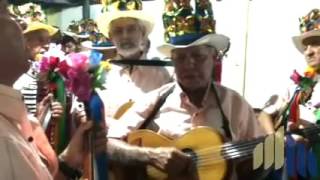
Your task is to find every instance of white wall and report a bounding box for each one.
[47,0,320,108]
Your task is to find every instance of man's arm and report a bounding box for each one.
[107,138,198,179]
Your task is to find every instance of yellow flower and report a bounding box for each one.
[100,60,112,71]
[35,53,43,62]
[304,66,316,78]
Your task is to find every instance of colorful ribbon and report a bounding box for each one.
[87,91,108,180]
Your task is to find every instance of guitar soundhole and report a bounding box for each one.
[182,148,197,164]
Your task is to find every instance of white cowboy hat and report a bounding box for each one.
[157,33,230,58]
[96,10,154,38]
[292,30,320,53]
[81,40,115,50]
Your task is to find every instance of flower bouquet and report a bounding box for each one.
[39,47,110,179]
[38,46,69,154]
[58,51,110,180]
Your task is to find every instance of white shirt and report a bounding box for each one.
[97,55,173,120]
[13,62,38,115]
[0,84,54,180]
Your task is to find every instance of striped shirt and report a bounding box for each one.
[13,62,38,115]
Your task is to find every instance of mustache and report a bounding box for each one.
[119,41,136,49]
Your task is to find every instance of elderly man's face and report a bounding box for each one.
[303,36,320,69]
[172,45,216,90]
[25,29,50,60]
[109,18,146,57]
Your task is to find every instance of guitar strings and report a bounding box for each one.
[195,143,258,165]
[190,136,264,156]
[189,126,320,166]
[194,124,320,159]
[179,138,262,166]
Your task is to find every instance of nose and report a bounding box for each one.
[120,29,130,39]
[304,45,315,58]
[185,56,196,69]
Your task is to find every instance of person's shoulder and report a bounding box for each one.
[213,83,252,108]
[214,83,242,97]
[0,115,21,140]
[147,82,176,96]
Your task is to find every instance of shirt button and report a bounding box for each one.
[28,136,34,142]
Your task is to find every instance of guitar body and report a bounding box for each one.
[127,127,229,180]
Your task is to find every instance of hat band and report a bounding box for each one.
[168,33,205,45]
[92,41,113,47]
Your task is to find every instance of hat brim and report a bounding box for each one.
[157,34,230,58]
[292,30,320,53]
[23,22,58,36]
[63,31,90,39]
[97,10,154,38]
[81,41,115,50]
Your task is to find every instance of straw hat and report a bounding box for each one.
[292,9,320,53]
[96,0,154,38]
[157,0,230,57]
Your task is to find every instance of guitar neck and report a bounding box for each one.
[222,124,320,162]
[221,137,265,161]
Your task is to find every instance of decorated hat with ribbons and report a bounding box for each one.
[292,9,320,53]
[65,19,114,50]
[64,19,97,39]
[157,0,230,57]
[96,0,154,38]
[8,2,58,36]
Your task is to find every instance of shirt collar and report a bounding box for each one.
[176,82,216,110]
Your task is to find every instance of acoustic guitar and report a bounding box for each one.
[127,127,267,180]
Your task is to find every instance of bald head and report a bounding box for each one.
[0,16,28,86]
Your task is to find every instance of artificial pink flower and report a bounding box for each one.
[290,70,302,84]
[58,61,71,78]
[39,56,50,72]
[66,68,92,101]
[49,56,60,69]
[67,53,89,71]
[39,56,60,73]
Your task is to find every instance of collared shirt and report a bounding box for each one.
[97,54,173,120]
[263,76,320,124]
[13,62,39,115]
[117,82,267,140]
[0,84,56,180]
